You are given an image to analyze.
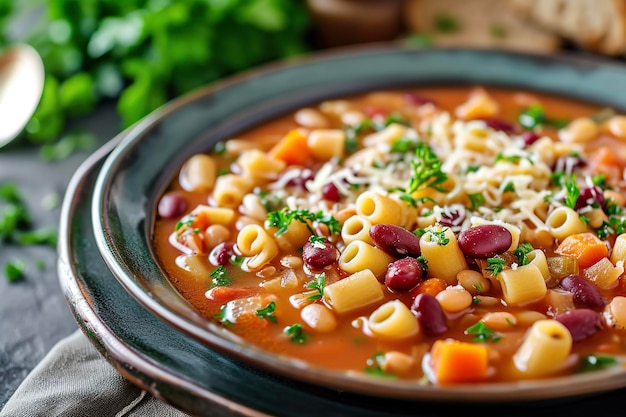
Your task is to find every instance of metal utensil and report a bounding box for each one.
[0,43,44,148]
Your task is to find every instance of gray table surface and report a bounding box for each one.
[0,104,120,408]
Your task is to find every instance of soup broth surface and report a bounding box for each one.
[154,86,626,384]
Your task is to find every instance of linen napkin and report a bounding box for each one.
[0,330,189,417]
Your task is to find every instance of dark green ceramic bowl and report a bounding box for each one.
[91,44,626,402]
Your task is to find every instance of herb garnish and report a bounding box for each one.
[467,192,485,210]
[577,355,618,373]
[266,208,341,236]
[563,174,580,210]
[514,242,535,266]
[306,273,326,301]
[208,265,233,289]
[284,323,307,344]
[425,228,450,246]
[485,257,505,276]
[465,321,502,343]
[256,301,277,323]
[518,104,568,130]
[5,260,25,283]
[364,352,395,378]
[406,142,448,193]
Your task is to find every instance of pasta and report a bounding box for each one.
[367,300,420,340]
[513,320,572,377]
[155,86,626,385]
[323,269,384,314]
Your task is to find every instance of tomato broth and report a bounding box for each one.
[153,86,626,384]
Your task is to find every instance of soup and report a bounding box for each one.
[153,86,626,385]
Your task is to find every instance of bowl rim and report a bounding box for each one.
[90,43,626,401]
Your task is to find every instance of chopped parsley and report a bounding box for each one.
[502,182,516,193]
[596,216,626,239]
[175,215,195,231]
[266,208,341,236]
[416,255,429,273]
[364,352,395,378]
[467,192,485,210]
[485,257,505,276]
[425,228,450,246]
[256,301,277,323]
[514,242,535,266]
[563,174,580,210]
[284,323,307,344]
[465,321,502,343]
[5,260,25,283]
[518,104,568,130]
[306,273,326,301]
[214,305,233,325]
[390,137,420,153]
[229,255,245,267]
[208,265,233,289]
[255,188,284,213]
[406,142,448,194]
[577,355,618,373]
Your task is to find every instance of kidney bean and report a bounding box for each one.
[479,118,517,135]
[302,240,337,269]
[209,242,235,266]
[158,191,188,219]
[285,168,314,189]
[555,309,603,342]
[385,257,424,292]
[411,293,448,335]
[521,131,540,146]
[559,274,606,310]
[575,185,605,211]
[322,182,341,202]
[439,206,465,229]
[369,224,421,257]
[403,93,435,106]
[457,224,512,258]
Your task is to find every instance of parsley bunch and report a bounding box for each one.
[0,0,312,146]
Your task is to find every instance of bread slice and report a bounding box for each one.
[510,0,626,55]
[404,0,562,53]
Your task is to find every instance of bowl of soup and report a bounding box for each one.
[91,45,626,401]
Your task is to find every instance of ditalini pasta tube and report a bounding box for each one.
[323,269,384,314]
[498,263,547,306]
[368,300,419,340]
[355,191,404,226]
[420,227,467,284]
[338,240,393,278]
[513,319,572,377]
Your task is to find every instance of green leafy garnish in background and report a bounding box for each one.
[0,0,312,144]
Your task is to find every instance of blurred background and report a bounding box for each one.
[0,0,619,152]
[1,0,624,408]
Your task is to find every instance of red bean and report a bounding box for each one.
[209,242,235,266]
[302,240,337,269]
[404,93,435,106]
[411,293,448,335]
[521,131,540,146]
[158,191,188,219]
[457,224,512,258]
[479,118,517,135]
[385,257,423,292]
[369,224,421,257]
[559,274,606,310]
[555,309,603,342]
[322,182,341,202]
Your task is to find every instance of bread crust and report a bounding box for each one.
[404,0,561,53]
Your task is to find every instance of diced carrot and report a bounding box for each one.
[205,286,259,303]
[430,339,489,384]
[588,146,626,185]
[411,278,448,298]
[555,232,609,269]
[268,128,313,166]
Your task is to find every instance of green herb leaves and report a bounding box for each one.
[266,208,340,236]
[407,142,448,194]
